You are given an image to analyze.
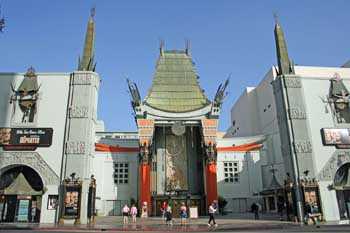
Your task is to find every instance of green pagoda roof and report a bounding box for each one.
[144,50,210,112]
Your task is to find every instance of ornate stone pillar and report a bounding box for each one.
[137,119,154,216]
[204,143,218,211]
[201,119,218,211]
[63,72,100,224]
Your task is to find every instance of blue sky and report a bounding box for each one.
[1,1,350,132]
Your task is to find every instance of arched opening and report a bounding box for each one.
[0,165,43,222]
[334,162,350,220]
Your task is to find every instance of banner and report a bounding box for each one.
[0,128,53,150]
[321,128,350,145]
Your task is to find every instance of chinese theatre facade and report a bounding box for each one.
[128,44,228,215]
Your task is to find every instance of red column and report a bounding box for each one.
[139,163,151,215]
[205,162,218,211]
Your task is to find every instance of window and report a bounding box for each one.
[223,162,239,183]
[113,163,129,184]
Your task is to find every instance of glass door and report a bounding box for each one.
[2,195,17,222]
[16,198,30,222]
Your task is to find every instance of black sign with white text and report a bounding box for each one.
[0,128,53,150]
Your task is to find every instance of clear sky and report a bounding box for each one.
[1,1,350,132]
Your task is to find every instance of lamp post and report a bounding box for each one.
[270,165,278,212]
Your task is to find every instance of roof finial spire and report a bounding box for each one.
[78,8,96,71]
[273,12,279,24]
[274,15,294,76]
[185,38,190,56]
[159,38,164,56]
[90,6,96,18]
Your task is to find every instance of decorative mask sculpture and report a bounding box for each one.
[10,67,41,123]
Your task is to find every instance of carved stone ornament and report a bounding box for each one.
[140,142,151,164]
[73,73,92,85]
[66,141,86,154]
[205,142,217,164]
[64,172,82,186]
[0,152,59,185]
[89,174,97,188]
[69,106,89,118]
[171,121,186,136]
[318,150,350,181]
[293,140,312,153]
[73,73,100,90]
[288,107,307,119]
[284,77,302,88]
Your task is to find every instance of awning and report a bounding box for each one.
[95,143,139,153]
[1,173,42,196]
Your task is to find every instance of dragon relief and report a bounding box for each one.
[10,67,41,123]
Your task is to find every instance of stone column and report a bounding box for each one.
[139,142,151,217]
[205,143,218,211]
[63,72,99,224]
[201,119,218,212]
[136,119,154,216]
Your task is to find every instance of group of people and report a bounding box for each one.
[121,204,138,224]
[160,201,188,225]
[121,200,317,226]
[251,201,317,225]
[160,201,219,227]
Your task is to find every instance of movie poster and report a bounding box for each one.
[64,187,80,216]
[47,195,58,210]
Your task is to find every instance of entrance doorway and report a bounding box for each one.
[0,165,43,222]
[334,163,350,220]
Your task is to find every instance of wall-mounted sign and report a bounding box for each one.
[0,128,53,150]
[321,128,350,145]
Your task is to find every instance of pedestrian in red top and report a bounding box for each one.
[160,202,167,221]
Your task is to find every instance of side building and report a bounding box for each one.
[228,19,350,222]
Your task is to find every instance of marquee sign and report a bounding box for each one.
[0,128,53,150]
[321,128,350,145]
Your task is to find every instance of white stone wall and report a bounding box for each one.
[0,72,71,223]
[217,137,264,213]
[228,68,286,202]
[93,139,139,216]
[298,66,350,221]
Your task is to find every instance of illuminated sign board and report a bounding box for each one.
[0,128,53,150]
[321,128,350,145]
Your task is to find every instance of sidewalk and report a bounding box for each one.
[0,213,348,232]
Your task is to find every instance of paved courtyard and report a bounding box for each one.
[0,213,349,232]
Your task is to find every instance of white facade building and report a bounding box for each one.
[93,131,139,216]
[0,71,70,223]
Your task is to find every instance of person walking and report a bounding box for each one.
[304,202,316,225]
[160,201,167,221]
[130,204,138,223]
[208,201,218,227]
[179,202,187,225]
[122,204,130,224]
[165,205,173,226]
[251,202,259,220]
[277,200,285,221]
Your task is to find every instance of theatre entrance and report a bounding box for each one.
[0,165,43,222]
[334,163,350,220]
